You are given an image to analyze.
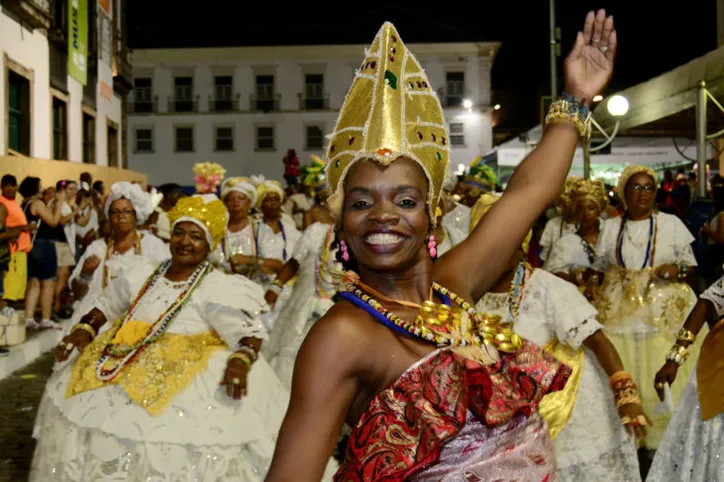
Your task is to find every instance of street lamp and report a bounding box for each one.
[493,104,501,111]
[462,99,473,109]
[583,94,629,179]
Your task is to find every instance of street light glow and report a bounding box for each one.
[462,99,473,109]
[493,104,501,110]
[607,95,629,117]
[593,95,603,102]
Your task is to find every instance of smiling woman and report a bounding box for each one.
[267,10,618,482]
[30,194,289,481]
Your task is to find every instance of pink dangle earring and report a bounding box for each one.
[340,240,350,261]
[428,234,437,258]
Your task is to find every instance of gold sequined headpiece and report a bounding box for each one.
[557,176,583,213]
[470,193,531,253]
[571,179,609,212]
[617,164,657,209]
[325,22,450,227]
[252,177,285,209]
[168,195,228,250]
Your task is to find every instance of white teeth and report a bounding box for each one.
[365,233,403,245]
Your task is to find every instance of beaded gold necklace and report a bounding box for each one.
[344,282,523,353]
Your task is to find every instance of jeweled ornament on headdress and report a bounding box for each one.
[325,22,450,226]
[193,162,226,194]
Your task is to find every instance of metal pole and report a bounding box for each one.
[549,0,558,97]
[583,140,591,180]
[696,81,708,197]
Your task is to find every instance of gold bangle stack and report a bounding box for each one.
[666,344,689,366]
[228,352,252,368]
[545,98,591,138]
[71,322,97,339]
[609,371,642,408]
[676,328,696,344]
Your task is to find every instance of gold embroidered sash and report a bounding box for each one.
[66,319,226,416]
[697,318,724,421]
[538,338,585,439]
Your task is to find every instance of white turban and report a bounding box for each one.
[104,182,153,225]
[221,177,258,206]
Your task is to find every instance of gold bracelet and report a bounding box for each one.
[676,328,696,344]
[71,322,97,339]
[545,98,591,138]
[228,352,252,368]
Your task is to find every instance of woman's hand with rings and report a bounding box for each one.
[619,403,651,439]
[655,264,679,281]
[221,357,249,400]
[654,361,679,401]
[55,329,93,362]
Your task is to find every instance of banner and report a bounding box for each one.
[68,0,88,86]
[98,0,113,100]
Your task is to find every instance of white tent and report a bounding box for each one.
[496,124,703,168]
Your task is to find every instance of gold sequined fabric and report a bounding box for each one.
[325,22,450,226]
[537,338,585,439]
[596,267,695,335]
[168,196,228,250]
[66,320,226,416]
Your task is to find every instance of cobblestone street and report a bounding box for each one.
[0,353,54,482]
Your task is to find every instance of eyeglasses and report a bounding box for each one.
[109,209,135,217]
[631,184,655,193]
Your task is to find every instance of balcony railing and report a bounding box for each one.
[250,94,280,113]
[113,37,133,94]
[168,95,199,113]
[208,93,241,112]
[2,0,52,30]
[298,93,330,111]
[128,97,158,114]
[437,88,471,108]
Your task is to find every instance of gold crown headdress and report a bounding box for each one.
[571,179,609,212]
[168,195,228,250]
[617,165,657,209]
[325,22,450,226]
[470,193,531,253]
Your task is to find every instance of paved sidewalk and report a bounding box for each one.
[0,353,53,482]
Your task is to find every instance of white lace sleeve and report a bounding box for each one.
[292,222,328,263]
[201,271,269,346]
[93,258,155,321]
[538,218,559,261]
[670,216,698,266]
[68,239,106,288]
[701,275,724,317]
[543,234,588,274]
[537,270,602,349]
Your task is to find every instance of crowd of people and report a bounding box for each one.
[0,9,721,482]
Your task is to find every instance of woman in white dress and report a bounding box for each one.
[472,194,645,482]
[252,179,301,287]
[539,177,580,263]
[69,182,170,331]
[595,164,703,450]
[545,179,607,302]
[647,275,724,481]
[31,194,289,481]
[210,177,261,278]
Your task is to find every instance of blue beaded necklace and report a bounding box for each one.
[616,213,657,269]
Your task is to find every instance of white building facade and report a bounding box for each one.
[128,41,499,185]
[0,0,132,166]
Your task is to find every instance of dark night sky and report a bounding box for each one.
[127,1,718,132]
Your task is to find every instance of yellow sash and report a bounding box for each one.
[538,338,585,439]
[66,319,225,416]
[697,318,724,421]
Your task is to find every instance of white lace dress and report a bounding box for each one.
[442,202,470,238]
[68,233,170,330]
[647,276,724,482]
[31,258,290,481]
[539,217,577,262]
[263,222,343,388]
[476,269,640,481]
[544,233,596,274]
[596,212,701,448]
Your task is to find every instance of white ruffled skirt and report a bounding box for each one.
[31,350,290,481]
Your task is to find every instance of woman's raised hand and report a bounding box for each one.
[564,9,617,104]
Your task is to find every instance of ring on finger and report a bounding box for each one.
[655,382,664,389]
[231,377,241,385]
[65,343,74,351]
[599,45,608,53]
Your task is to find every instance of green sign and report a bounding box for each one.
[68,0,88,85]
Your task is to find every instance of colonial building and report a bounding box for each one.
[128,41,499,185]
[0,0,132,166]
